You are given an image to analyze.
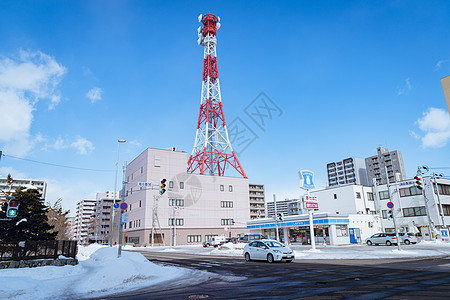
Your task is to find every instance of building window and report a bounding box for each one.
[140,166,144,174]
[221,201,233,208]
[169,199,184,206]
[221,219,234,226]
[139,200,142,208]
[356,192,361,199]
[154,159,160,167]
[169,181,174,188]
[443,204,450,216]
[379,191,389,200]
[403,207,426,217]
[400,186,422,197]
[129,221,132,228]
[336,225,348,237]
[367,192,374,201]
[180,182,184,189]
[229,185,233,192]
[205,235,217,242]
[187,235,201,243]
[438,184,450,196]
[169,218,184,226]
[220,185,224,191]
[333,194,337,199]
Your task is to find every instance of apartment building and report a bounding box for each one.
[327,157,368,187]
[365,147,406,186]
[74,199,96,244]
[89,191,118,244]
[0,176,47,200]
[249,184,265,219]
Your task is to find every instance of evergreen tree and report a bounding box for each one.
[0,187,56,242]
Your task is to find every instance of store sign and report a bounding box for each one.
[304,195,319,209]
[299,170,315,190]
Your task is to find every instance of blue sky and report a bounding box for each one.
[1,1,450,216]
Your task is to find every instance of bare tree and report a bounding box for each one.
[46,198,71,240]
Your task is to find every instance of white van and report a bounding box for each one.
[203,236,226,247]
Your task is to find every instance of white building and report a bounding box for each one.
[74,199,96,244]
[327,157,369,187]
[89,191,118,244]
[120,147,250,246]
[374,176,450,238]
[0,176,47,200]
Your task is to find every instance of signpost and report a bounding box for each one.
[441,229,449,242]
[299,170,317,250]
[387,202,394,209]
[120,202,128,211]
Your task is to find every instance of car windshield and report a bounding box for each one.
[264,241,284,248]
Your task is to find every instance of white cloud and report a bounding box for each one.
[0,50,66,156]
[86,87,102,103]
[0,167,28,179]
[70,136,95,155]
[43,135,95,155]
[397,78,413,95]
[434,60,447,71]
[414,107,450,148]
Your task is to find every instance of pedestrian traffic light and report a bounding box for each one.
[277,213,283,221]
[414,175,424,190]
[387,210,393,219]
[160,178,166,195]
[6,197,19,218]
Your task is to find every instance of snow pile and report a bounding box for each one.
[0,244,202,300]
[209,242,246,256]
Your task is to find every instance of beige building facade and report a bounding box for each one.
[120,148,250,246]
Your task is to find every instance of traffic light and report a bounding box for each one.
[277,213,283,221]
[6,197,19,218]
[414,175,424,190]
[160,178,166,195]
[387,210,393,220]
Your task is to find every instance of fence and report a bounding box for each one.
[0,240,77,261]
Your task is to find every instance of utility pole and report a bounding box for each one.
[118,161,127,258]
[385,167,401,251]
[432,173,446,229]
[417,167,436,241]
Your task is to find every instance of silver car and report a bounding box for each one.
[243,239,294,263]
[397,232,418,245]
[366,233,398,246]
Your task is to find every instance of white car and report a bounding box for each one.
[243,239,294,263]
[397,232,418,245]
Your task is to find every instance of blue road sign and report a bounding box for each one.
[113,202,120,209]
[387,202,394,209]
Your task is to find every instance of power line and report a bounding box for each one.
[1,154,113,172]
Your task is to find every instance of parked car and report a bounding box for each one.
[366,233,398,246]
[243,239,295,263]
[225,237,238,244]
[397,232,418,245]
[238,234,267,243]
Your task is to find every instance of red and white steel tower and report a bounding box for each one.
[187,14,247,178]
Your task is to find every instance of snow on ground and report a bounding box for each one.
[0,244,238,300]
[136,240,450,260]
[1,241,449,300]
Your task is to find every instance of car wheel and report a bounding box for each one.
[404,239,410,245]
[386,241,392,246]
[286,260,292,263]
[267,254,274,263]
[367,240,373,246]
[245,253,251,262]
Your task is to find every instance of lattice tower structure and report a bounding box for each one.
[187,14,247,178]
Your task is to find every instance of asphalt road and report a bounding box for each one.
[99,251,450,300]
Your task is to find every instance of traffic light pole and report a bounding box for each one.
[417,167,436,241]
[118,161,127,258]
[385,167,401,251]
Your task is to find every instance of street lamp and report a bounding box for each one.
[110,139,126,247]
